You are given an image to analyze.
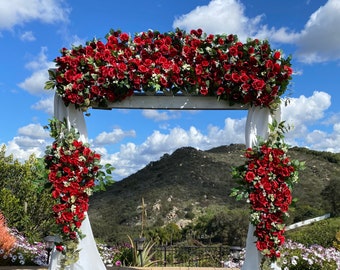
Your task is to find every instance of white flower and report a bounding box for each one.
[291,256,298,265]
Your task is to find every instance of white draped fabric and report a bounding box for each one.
[242,106,281,270]
[49,94,106,270]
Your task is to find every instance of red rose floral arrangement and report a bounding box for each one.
[44,118,114,268]
[231,120,304,263]
[45,28,293,111]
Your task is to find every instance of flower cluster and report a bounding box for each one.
[278,240,340,270]
[0,228,47,266]
[45,28,292,111]
[44,118,108,268]
[97,243,132,267]
[231,121,304,260]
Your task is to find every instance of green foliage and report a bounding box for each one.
[0,146,56,242]
[127,235,159,266]
[334,231,340,250]
[88,144,338,246]
[147,223,182,245]
[292,205,325,223]
[286,217,340,248]
[321,178,340,217]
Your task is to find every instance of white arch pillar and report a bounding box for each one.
[243,106,281,270]
[48,94,106,270]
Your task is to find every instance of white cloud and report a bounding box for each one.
[18,123,50,139]
[0,0,70,30]
[31,96,54,115]
[20,31,35,41]
[294,0,340,63]
[18,47,55,96]
[305,123,340,153]
[5,123,52,161]
[172,0,340,63]
[142,110,180,122]
[98,118,246,180]
[281,91,331,139]
[282,91,331,126]
[94,128,136,145]
[173,0,262,41]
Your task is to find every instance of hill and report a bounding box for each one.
[88,144,340,244]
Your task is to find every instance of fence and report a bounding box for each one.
[150,246,232,267]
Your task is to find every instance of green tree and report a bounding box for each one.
[321,178,340,217]
[0,145,56,242]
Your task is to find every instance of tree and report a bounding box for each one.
[0,145,56,242]
[321,178,340,217]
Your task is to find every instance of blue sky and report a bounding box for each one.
[1,0,340,180]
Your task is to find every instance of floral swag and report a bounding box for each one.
[44,28,302,267]
[231,121,304,263]
[44,118,113,268]
[45,28,292,111]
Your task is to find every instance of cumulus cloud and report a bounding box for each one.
[0,0,70,30]
[173,0,262,41]
[18,123,50,139]
[305,124,340,153]
[99,91,336,180]
[98,118,246,180]
[172,0,340,63]
[5,123,52,161]
[282,91,331,150]
[18,47,56,96]
[31,96,54,115]
[94,128,136,145]
[295,0,340,63]
[142,110,181,122]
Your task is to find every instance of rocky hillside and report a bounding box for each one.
[88,144,340,244]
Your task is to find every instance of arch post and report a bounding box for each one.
[242,106,281,270]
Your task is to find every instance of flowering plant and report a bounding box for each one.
[278,240,340,270]
[44,28,292,111]
[231,120,304,261]
[44,118,114,268]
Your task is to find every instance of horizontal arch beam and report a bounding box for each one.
[92,94,249,110]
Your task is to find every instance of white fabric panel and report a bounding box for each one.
[242,106,281,270]
[49,94,106,270]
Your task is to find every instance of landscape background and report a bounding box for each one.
[88,144,340,245]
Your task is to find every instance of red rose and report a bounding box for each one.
[256,240,267,251]
[61,212,74,222]
[245,171,256,182]
[252,79,266,91]
[119,33,129,42]
[231,73,240,83]
[273,51,281,60]
[69,231,77,240]
[56,245,64,252]
[62,225,71,234]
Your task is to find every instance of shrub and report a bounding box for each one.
[286,218,340,247]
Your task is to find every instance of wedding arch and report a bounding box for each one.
[44,28,301,270]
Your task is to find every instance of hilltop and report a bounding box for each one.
[88,144,340,244]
